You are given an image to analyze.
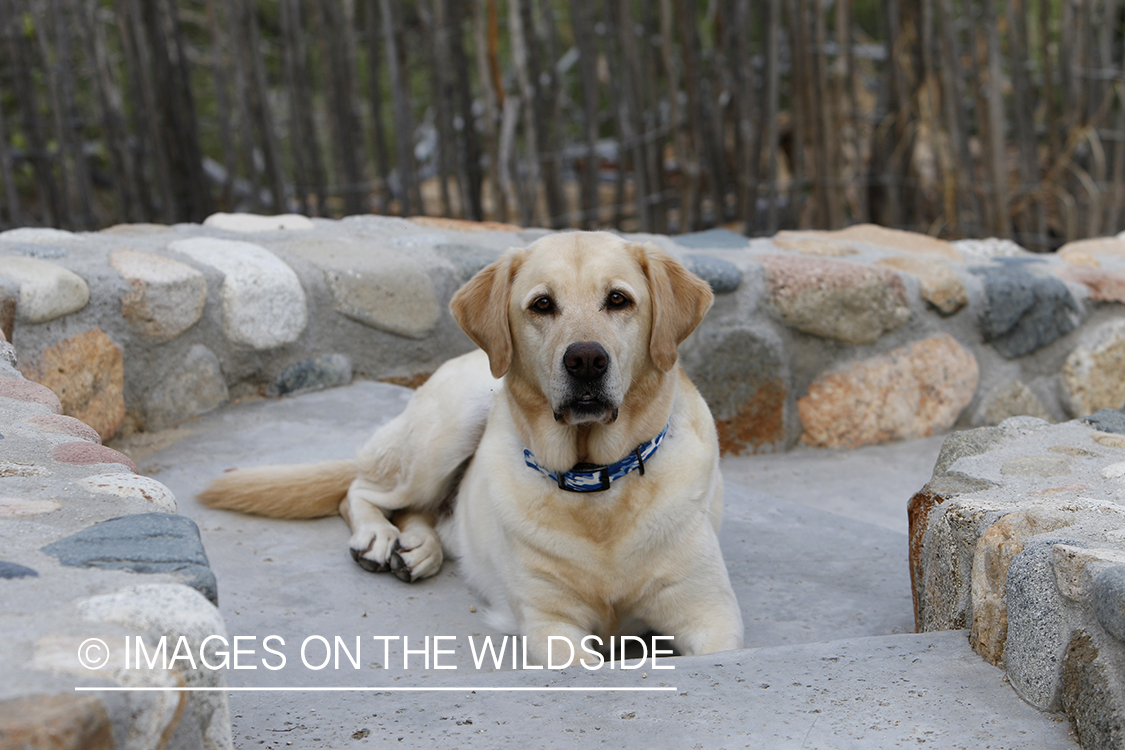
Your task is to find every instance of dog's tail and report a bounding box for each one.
[198,460,358,519]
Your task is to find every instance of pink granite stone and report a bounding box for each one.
[0,376,62,413]
[758,254,912,344]
[1055,265,1125,304]
[50,442,137,473]
[24,414,102,444]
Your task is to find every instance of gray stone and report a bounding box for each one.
[78,473,177,513]
[110,248,207,341]
[1085,409,1125,435]
[973,264,1082,358]
[266,354,353,398]
[1059,630,1125,750]
[40,513,218,605]
[0,256,90,323]
[143,344,229,431]
[285,238,441,339]
[0,284,14,341]
[875,255,968,314]
[1000,455,1074,478]
[979,380,1053,426]
[680,327,786,453]
[0,341,15,372]
[953,237,1032,260]
[2,242,67,259]
[77,583,232,750]
[170,237,308,350]
[202,212,314,232]
[971,511,1081,665]
[911,489,1002,633]
[673,227,750,249]
[1052,544,1125,602]
[433,243,501,281]
[1005,538,1086,710]
[390,233,449,247]
[0,227,83,244]
[1061,319,1125,417]
[0,561,38,579]
[683,254,742,293]
[1094,566,1125,643]
[925,472,999,497]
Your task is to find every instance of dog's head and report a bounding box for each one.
[450,232,713,425]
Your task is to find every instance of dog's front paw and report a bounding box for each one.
[348,526,400,572]
[388,525,443,583]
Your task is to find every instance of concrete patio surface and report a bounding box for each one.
[112,380,1080,749]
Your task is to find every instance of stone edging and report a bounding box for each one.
[0,341,230,748]
[911,411,1125,748]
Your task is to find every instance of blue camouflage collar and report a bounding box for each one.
[523,423,670,493]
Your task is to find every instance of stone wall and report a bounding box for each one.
[0,215,1122,453]
[910,412,1125,749]
[0,334,230,749]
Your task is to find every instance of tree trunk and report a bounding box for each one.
[422,0,456,217]
[762,0,781,234]
[448,0,484,220]
[317,0,368,216]
[205,0,238,211]
[80,0,136,222]
[7,0,62,226]
[380,0,422,215]
[47,0,96,228]
[0,98,20,228]
[473,0,508,222]
[508,0,540,225]
[616,0,653,232]
[660,0,698,232]
[983,0,1010,238]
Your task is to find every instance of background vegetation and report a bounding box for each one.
[0,0,1122,250]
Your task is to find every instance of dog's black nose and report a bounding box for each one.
[563,342,609,382]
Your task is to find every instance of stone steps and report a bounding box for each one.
[208,632,1075,750]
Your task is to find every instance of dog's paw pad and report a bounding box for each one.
[394,543,444,582]
[349,546,390,573]
[348,526,400,573]
[389,551,413,582]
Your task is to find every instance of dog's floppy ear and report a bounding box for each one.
[450,251,522,378]
[640,244,714,372]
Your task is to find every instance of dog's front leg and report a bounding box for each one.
[637,553,745,656]
[340,477,401,572]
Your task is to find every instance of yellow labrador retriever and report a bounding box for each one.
[200,231,744,661]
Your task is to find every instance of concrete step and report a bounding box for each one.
[114,380,1080,748]
[204,632,1075,750]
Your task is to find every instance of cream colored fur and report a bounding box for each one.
[199,231,744,661]
[198,460,356,519]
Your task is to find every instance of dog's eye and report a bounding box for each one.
[606,291,632,310]
[531,295,555,314]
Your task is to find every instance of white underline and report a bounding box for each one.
[75,686,676,692]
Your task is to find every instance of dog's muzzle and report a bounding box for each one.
[555,341,617,424]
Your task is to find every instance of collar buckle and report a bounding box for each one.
[558,465,611,493]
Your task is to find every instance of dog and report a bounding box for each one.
[200,231,744,662]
